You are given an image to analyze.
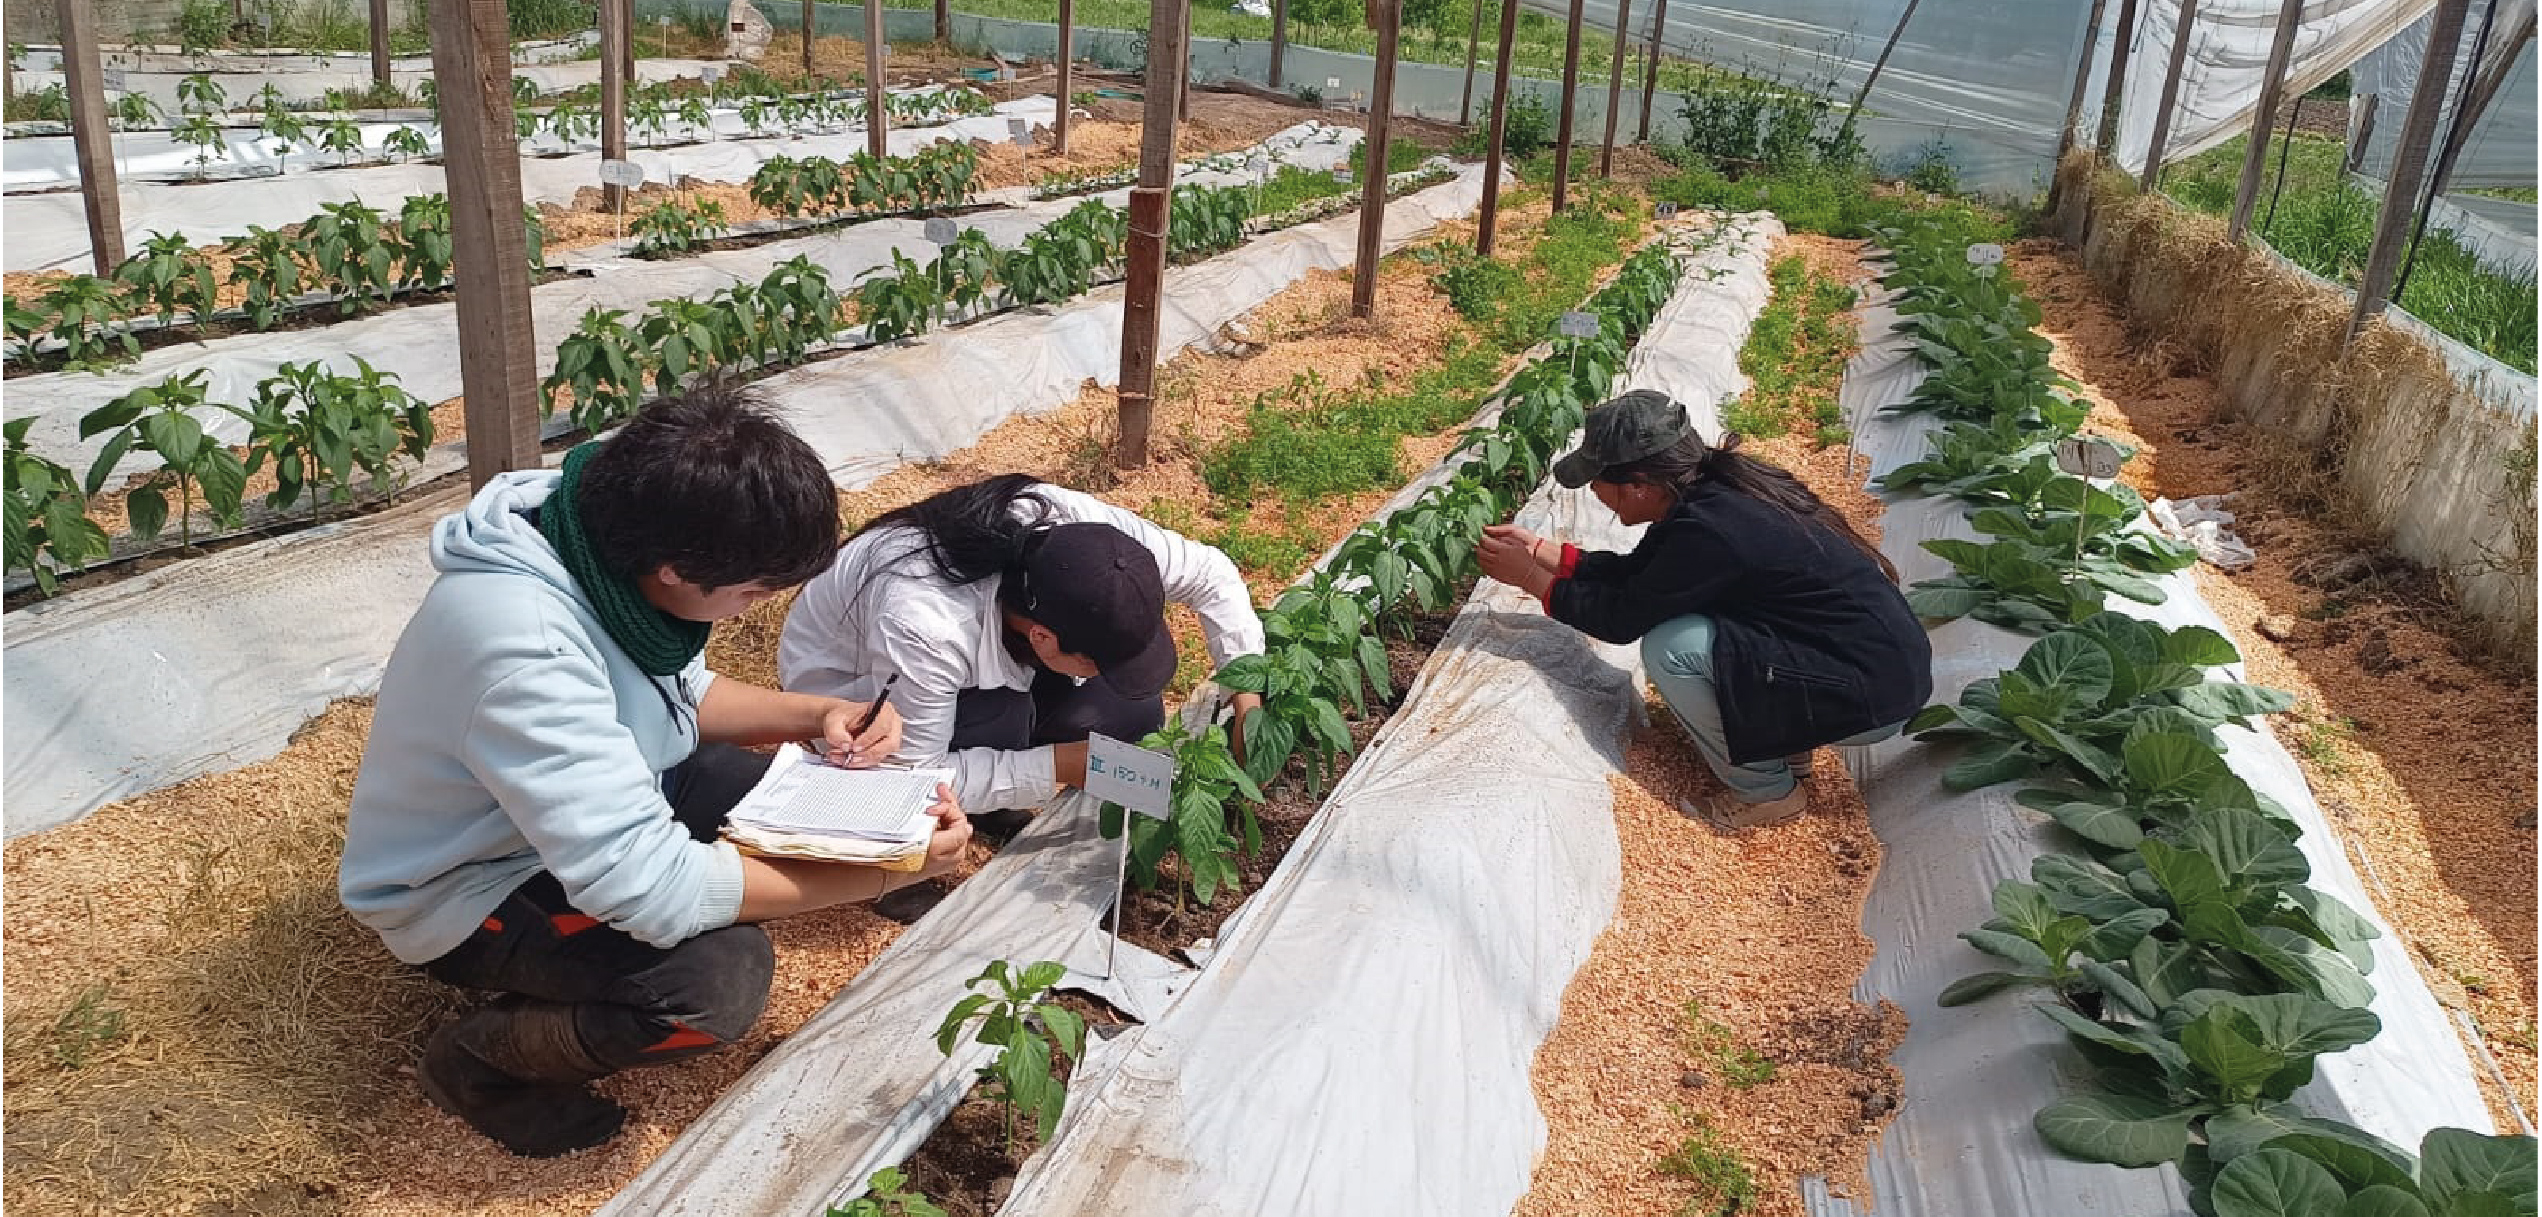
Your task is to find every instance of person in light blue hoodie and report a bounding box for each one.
[339,385,972,1158]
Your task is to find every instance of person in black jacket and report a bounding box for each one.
[1476,390,1932,828]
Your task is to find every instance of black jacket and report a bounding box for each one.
[1547,480,1933,764]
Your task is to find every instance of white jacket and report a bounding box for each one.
[778,484,1265,812]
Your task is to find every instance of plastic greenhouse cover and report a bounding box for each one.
[2351,5,2537,189]
[0,93,1056,273]
[4,49,711,114]
[2,118,1351,483]
[2107,0,2442,174]
[1807,280,2494,1217]
[0,152,1472,839]
[603,213,1781,1217]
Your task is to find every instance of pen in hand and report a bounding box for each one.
[837,674,899,764]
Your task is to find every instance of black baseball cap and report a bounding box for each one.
[1015,522,1177,700]
[1552,390,1693,488]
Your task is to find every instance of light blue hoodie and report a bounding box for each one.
[339,470,746,965]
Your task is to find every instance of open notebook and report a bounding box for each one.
[720,743,952,870]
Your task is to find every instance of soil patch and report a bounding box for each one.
[2010,238,2538,1123]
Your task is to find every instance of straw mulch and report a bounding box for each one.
[2012,238,2538,1126]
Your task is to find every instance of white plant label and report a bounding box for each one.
[1087,732,1175,820]
[1557,311,1600,338]
[1325,76,1341,91]
[101,68,128,92]
[598,158,645,188]
[1654,202,1679,220]
[2054,437,2125,479]
[923,216,959,244]
[1330,162,1352,182]
[700,65,724,86]
[1009,116,1030,139]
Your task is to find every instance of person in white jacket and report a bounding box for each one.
[779,475,1267,838]
[339,386,970,1159]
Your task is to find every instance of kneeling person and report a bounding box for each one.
[338,386,970,1158]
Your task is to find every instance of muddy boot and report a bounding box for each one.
[420,999,626,1158]
[967,807,1036,846]
[871,876,952,925]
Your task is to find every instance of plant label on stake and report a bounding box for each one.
[101,69,128,93]
[1009,116,1031,147]
[923,216,958,245]
[600,159,644,239]
[2053,437,2124,479]
[1654,202,1679,220]
[1088,731,1175,978]
[1556,311,1599,338]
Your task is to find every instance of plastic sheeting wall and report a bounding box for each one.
[0,158,1476,838]
[1822,275,2494,1217]
[2108,0,2435,174]
[2350,2,2537,189]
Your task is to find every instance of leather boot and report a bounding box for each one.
[420,998,627,1157]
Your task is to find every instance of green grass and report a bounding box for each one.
[2461,186,2539,203]
[2166,133,2536,373]
[1658,1112,1758,1217]
[1722,255,1856,443]
[1650,157,2015,246]
[1682,998,1778,1089]
[1251,138,1435,216]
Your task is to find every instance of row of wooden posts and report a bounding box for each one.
[43,0,2495,485]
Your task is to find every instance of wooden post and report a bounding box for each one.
[1269,0,1287,90]
[2096,0,2139,154]
[57,0,123,275]
[431,0,543,487]
[1842,0,1920,130]
[2348,0,2470,343]
[370,0,393,89]
[602,0,629,212]
[1551,0,1584,212]
[2137,0,2201,192]
[1475,0,1518,254]
[1458,0,1483,126]
[1177,5,1193,124]
[1637,0,1667,143]
[623,0,637,83]
[2391,0,2503,303]
[2054,0,2112,167]
[1352,0,1399,319]
[935,0,950,43]
[1598,0,1631,175]
[2225,0,2303,241]
[865,0,888,158]
[1117,0,1187,469]
[803,0,817,79]
[1056,0,1075,154]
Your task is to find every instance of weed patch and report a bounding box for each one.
[1721,256,1858,444]
[1657,1112,1758,1217]
[1681,998,1778,1089]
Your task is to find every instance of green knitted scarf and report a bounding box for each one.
[538,443,710,676]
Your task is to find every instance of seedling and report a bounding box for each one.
[629,197,730,257]
[78,370,246,548]
[823,1167,944,1217]
[1681,999,1777,1088]
[382,124,431,162]
[38,275,140,370]
[934,960,1085,1157]
[113,232,219,328]
[4,418,113,595]
[1657,1112,1756,1217]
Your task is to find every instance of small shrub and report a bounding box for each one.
[629,197,731,257]
[1903,137,1960,196]
[1501,91,1553,158]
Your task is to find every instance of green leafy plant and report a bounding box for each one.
[543,100,597,144]
[77,371,244,547]
[1094,717,1259,909]
[110,91,163,131]
[1906,463,2201,632]
[305,199,396,312]
[38,275,140,370]
[388,194,455,290]
[226,357,432,513]
[544,307,653,433]
[114,231,220,328]
[224,224,307,330]
[853,250,941,342]
[823,1167,945,1217]
[256,84,307,167]
[629,196,731,257]
[1167,184,1250,260]
[4,417,113,595]
[934,960,1086,1155]
[171,77,231,179]
[638,296,745,394]
[382,124,431,162]
[316,114,365,164]
[748,256,843,363]
[928,229,998,325]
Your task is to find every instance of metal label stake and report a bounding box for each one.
[1084,731,1176,980]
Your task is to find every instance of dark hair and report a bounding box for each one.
[1601,431,1900,582]
[853,471,1059,615]
[577,383,840,591]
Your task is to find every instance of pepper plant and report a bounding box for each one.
[544,307,653,434]
[382,124,431,162]
[629,197,730,257]
[306,200,396,312]
[854,250,941,343]
[389,194,455,290]
[316,115,365,164]
[226,358,432,513]
[77,371,245,547]
[114,232,220,328]
[824,1168,945,1217]
[39,275,140,370]
[225,225,306,330]
[934,959,1086,1155]
[4,418,113,596]
[1094,718,1258,909]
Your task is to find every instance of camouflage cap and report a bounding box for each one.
[1552,390,1692,488]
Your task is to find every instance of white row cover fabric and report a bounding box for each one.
[0,150,1454,839]
[2,83,982,192]
[2350,4,2538,189]
[0,94,1055,273]
[1001,216,1779,1217]
[14,34,595,76]
[2109,0,2436,175]
[6,45,708,112]
[1,120,1354,484]
[1818,281,2493,1216]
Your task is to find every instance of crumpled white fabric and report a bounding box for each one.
[2151,492,2260,570]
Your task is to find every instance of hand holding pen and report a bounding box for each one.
[814,674,901,767]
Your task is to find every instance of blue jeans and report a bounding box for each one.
[1641,614,1907,802]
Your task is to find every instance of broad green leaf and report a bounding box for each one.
[2038,1003,2189,1073]
[2077,958,2159,1019]
[1036,1003,1086,1061]
[2205,1104,2396,1165]
[2079,907,2170,961]
[2127,731,2232,799]
[2036,798,2148,849]
[2162,625,2244,667]
[2172,681,2298,722]
[2183,806,2310,888]
[125,486,168,541]
[1019,960,1066,993]
[2420,1128,2538,1212]
[2018,719,2122,783]
[1991,881,2062,941]
[1944,740,2036,791]
[2209,991,2383,1060]
[2144,840,2231,908]
[2248,926,2379,1009]
[2014,630,2116,708]
[1936,971,2040,1007]
[2337,1186,2433,1217]
[2034,1092,2195,1167]
[2183,1006,2287,1102]
[1961,927,2051,969]
[2211,1148,2349,1217]
[1906,583,1991,621]
[935,993,990,1054]
[2267,1133,2421,1195]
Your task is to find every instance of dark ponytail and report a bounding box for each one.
[852,474,1054,612]
[1601,432,1900,582]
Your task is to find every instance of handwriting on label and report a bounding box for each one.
[1087,732,1175,819]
